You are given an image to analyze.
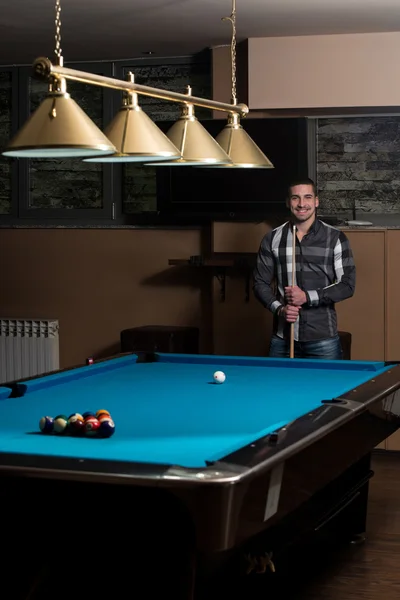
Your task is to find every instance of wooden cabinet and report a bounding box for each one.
[385,230,400,361]
[382,231,400,451]
[336,231,386,361]
[337,230,400,451]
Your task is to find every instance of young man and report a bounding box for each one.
[253,178,356,359]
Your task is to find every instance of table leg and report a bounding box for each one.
[179,549,197,600]
[323,452,372,545]
[348,481,369,545]
[346,453,372,545]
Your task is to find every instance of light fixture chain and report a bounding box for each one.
[222,0,237,104]
[54,0,62,63]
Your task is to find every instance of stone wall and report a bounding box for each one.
[0,71,12,214]
[317,116,400,217]
[29,77,104,210]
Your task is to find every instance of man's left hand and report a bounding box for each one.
[284,286,307,307]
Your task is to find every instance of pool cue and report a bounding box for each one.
[290,225,296,358]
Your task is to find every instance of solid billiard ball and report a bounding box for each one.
[54,414,68,421]
[39,416,54,434]
[84,417,100,436]
[68,414,85,435]
[83,411,96,419]
[53,416,68,434]
[213,371,226,384]
[99,418,115,438]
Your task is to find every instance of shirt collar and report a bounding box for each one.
[289,217,320,236]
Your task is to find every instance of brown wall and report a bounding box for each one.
[211,221,273,356]
[0,228,204,368]
[0,223,392,370]
[213,35,400,114]
[247,34,400,111]
[0,224,274,367]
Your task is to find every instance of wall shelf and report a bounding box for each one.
[168,252,257,302]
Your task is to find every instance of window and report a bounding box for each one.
[0,53,213,226]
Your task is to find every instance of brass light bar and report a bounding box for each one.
[33,57,249,117]
[84,72,181,163]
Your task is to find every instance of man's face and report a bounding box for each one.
[287,184,319,223]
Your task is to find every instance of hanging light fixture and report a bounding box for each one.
[205,0,274,169]
[3,76,117,158]
[84,72,181,163]
[213,110,274,168]
[147,85,232,166]
[2,0,116,159]
[2,0,264,166]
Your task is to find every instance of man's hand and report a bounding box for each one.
[281,305,301,323]
[284,286,307,307]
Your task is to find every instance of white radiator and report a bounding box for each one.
[0,319,60,384]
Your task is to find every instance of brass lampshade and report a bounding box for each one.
[85,74,181,163]
[211,113,274,169]
[149,89,232,167]
[2,78,116,158]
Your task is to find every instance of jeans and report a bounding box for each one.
[269,333,343,360]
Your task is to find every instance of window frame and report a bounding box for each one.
[0,66,20,222]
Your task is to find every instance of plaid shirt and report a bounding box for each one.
[253,219,356,342]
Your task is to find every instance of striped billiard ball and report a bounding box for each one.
[39,416,54,434]
[68,413,83,421]
[84,417,100,436]
[98,414,112,423]
[98,418,115,438]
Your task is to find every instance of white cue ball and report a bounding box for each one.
[213,371,226,384]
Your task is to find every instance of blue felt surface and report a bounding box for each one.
[0,388,10,401]
[0,355,393,468]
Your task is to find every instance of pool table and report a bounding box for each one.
[1,352,400,598]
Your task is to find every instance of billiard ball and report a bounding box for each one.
[99,418,115,438]
[96,409,110,419]
[213,371,226,384]
[82,411,96,419]
[98,414,112,423]
[39,416,54,434]
[53,416,68,434]
[68,413,83,421]
[68,414,84,435]
[54,414,68,421]
[84,417,100,436]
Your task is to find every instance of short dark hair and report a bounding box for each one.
[287,177,317,198]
